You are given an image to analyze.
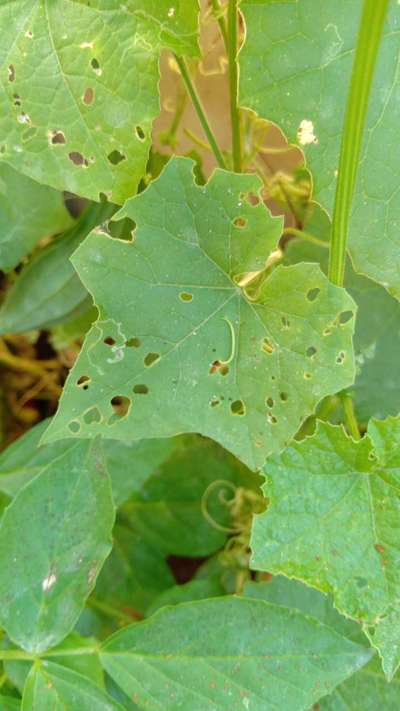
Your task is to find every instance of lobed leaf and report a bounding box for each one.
[44,157,356,470]
[251,418,400,678]
[0,1,199,203]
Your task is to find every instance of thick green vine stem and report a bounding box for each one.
[211,0,228,50]
[174,54,227,170]
[328,0,389,287]
[227,0,242,172]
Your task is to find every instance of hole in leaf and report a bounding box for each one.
[336,351,346,364]
[126,337,141,348]
[304,372,312,380]
[339,310,354,325]
[307,287,321,302]
[110,396,131,418]
[77,375,91,389]
[104,336,116,346]
[323,327,332,336]
[144,352,160,367]
[210,398,220,408]
[306,346,317,358]
[231,400,245,416]
[266,397,274,408]
[83,407,102,424]
[209,360,229,376]
[50,130,66,145]
[133,384,149,394]
[68,420,81,433]
[280,392,288,401]
[90,57,102,75]
[25,30,33,39]
[135,125,146,141]
[108,149,126,165]
[242,191,260,206]
[281,316,290,329]
[261,337,274,355]
[179,292,193,302]
[233,216,247,228]
[8,64,15,82]
[267,413,278,424]
[83,87,95,105]
[69,151,88,167]
[13,94,21,106]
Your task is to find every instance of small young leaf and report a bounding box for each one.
[251,418,400,678]
[21,662,124,711]
[100,596,371,710]
[0,440,115,653]
[44,157,356,470]
[0,2,199,203]
[0,164,73,272]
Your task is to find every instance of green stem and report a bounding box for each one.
[227,0,242,172]
[283,227,329,249]
[328,0,389,286]
[174,55,227,169]
[211,0,228,50]
[87,596,134,625]
[342,394,361,441]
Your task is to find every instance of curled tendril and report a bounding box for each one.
[201,480,243,534]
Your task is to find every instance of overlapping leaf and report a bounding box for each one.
[100,596,371,711]
[240,0,400,296]
[0,163,73,271]
[0,440,115,653]
[21,662,124,711]
[44,157,356,469]
[0,1,199,203]
[251,418,400,678]
[283,205,400,422]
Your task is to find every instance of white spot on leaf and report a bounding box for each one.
[297,119,318,146]
[42,572,57,593]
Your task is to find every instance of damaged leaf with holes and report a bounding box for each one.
[43,157,356,470]
[0,0,199,203]
[251,417,400,679]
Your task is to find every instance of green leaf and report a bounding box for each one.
[240,0,400,297]
[250,419,400,678]
[0,440,115,653]
[146,577,225,616]
[122,434,259,557]
[244,578,400,711]
[94,521,175,618]
[0,698,20,711]
[0,2,199,203]
[0,417,176,506]
[0,202,115,335]
[100,596,371,710]
[4,633,104,694]
[43,157,355,470]
[320,657,400,711]
[244,577,365,644]
[0,163,73,272]
[284,205,400,423]
[21,661,124,711]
